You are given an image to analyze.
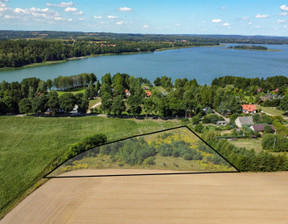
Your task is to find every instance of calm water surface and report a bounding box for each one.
[0,44,287,84]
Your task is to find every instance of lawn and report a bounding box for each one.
[0,116,184,218]
[56,87,86,97]
[229,138,263,153]
[257,105,286,117]
[88,97,101,109]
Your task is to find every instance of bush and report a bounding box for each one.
[146,157,156,165]
[158,143,173,156]
[63,133,107,162]
[195,124,204,133]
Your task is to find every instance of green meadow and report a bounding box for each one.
[0,116,183,218]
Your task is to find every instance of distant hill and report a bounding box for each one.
[0,30,288,44]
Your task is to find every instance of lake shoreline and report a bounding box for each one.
[0,43,287,84]
[0,45,219,72]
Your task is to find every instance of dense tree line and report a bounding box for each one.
[212,75,288,93]
[262,134,288,152]
[1,74,287,118]
[0,39,205,68]
[0,74,96,115]
[203,131,288,171]
[228,45,268,50]
[98,73,243,117]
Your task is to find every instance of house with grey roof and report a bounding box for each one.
[235,116,254,128]
[250,124,275,133]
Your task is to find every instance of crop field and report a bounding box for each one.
[1,170,288,224]
[0,116,183,218]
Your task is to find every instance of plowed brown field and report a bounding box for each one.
[1,170,288,224]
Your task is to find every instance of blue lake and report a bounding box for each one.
[0,44,287,84]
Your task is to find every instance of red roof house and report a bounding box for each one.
[145,91,151,98]
[125,89,131,97]
[242,105,257,114]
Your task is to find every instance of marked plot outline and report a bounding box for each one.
[46,126,239,178]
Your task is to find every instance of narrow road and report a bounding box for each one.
[214,111,230,123]
[87,101,102,114]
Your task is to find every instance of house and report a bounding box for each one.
[235,116,254,128]
[241,104,257,114]
[70,104,79,114]
[203,107,214,114]
[250,124,275,133]
[145,91,151,98]
[273,88,279,93]
[125,89,131,97]
[217,120,228,126]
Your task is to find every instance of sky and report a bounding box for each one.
[0,0,288,36]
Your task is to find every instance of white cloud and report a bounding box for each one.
[277,19,286,24]
[143,24,149,28]
[248,22,252,25]
[79,17,85,21]
[107,15,117,19]
[11,7,61,20]
[65,7,77,12]
[116,20,124,25]
[221,6,226,10]
[55,17,65,21]
[47,2,73,8]
[222,23,230,27]
[67,18,72,22]
[119,7,131,12]
[93,16,102,19]
[4,14,12,19]
[14,8,25,13]
[74,11,83,15]
[0,1,7,12]
[280,5,288,12]
[212,19,222,23]
[280,12,288,16]
[241,16,250,21]
[256,14,270,18]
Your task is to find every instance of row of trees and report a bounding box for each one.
[203,131,288,171]
[98,73,243,117]
[0,39,199,68]
[18,92,89,116]
[228,45,268,50]
[0,75,93,115]
[1,74,288,117]
[0,73,98,114]
[212,75,288,93]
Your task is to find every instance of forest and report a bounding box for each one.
[0,39,205,68]
[1,30,288,68]
[1,74,288,118]
[228,45,268,50]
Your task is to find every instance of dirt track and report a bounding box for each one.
[1,170,288,224]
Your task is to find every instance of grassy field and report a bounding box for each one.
[0,116,185,218]
[88,97,101,109]
[229,138,263,153]
[56,87,86,97]
[257,105,286,117]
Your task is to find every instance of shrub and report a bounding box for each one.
[62,133,107,162]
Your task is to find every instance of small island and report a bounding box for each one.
[228,45,268,51]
